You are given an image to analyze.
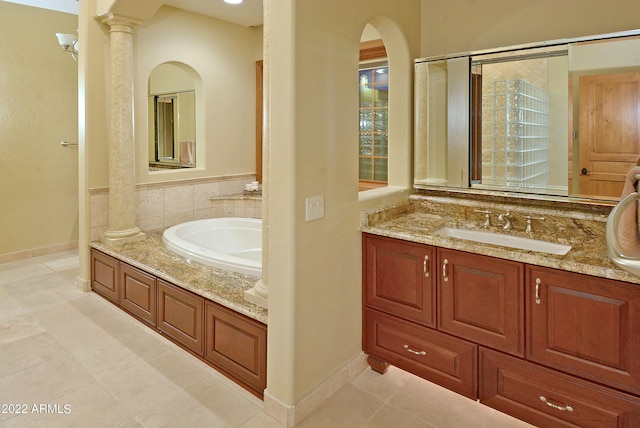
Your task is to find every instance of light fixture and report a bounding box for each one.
[224,0,243,4]
[55,32,78,61]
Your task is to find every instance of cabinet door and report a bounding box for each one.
[91,249,119,304]
[205,302,267,396]
[363,233,436,327]
[157,280,204,356]
[120,263,156,327]
[365,308,478,399]
[528,266,640,395]
[438,248,524,356]
[480,348,640,428]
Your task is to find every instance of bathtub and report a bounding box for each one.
[162,217,261,276]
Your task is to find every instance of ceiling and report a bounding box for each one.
[2,0,263,27]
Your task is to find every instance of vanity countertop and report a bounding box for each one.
[90,231,268,324]
[361,194,640,286]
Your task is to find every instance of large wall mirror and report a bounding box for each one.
[414,31,640,202]
[148,62,197,170]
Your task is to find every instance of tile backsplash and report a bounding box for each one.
[90,174,261,241]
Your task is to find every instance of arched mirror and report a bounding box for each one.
[148,62,197,170]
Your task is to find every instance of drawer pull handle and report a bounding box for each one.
[442,259,449,282]
[535,277,541,304]
[423,255,430,277]
[539,396,573,412]
[404,345,426,356]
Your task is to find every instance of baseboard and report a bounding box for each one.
[263,352,368,427]
[0,241,78,265]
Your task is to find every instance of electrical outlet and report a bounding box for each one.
[305,195,324,221]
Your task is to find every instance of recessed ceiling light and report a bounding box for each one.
[224,0,243,4]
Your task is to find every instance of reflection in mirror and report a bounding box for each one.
[148,62,197,170]
[470,46,568,196]
[414,31,640,202]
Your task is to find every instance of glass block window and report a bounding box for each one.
[359,63,388,184]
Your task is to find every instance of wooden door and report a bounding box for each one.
[527,266,640,395]
[157,280,204,356]
[578,71,640,199]
[363,233,436,327]
[120,263,156,327]
[437,248,524,356]
[91,249,119,304]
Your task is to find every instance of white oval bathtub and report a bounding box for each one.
[162,217,261,276]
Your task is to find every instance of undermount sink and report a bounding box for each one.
[434,227,572,255]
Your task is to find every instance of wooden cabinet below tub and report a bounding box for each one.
[157,279,205,356]
[90,248,267,398]
[205,302,267,395]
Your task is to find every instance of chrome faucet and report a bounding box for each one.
[498,211,512,230]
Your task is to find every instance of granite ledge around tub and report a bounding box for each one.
[362,196,640,286]
[90,231,267,324]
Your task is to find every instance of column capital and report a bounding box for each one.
[100,13,142,32]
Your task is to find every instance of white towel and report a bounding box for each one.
[617,166,640,257]
[179,140,194,165]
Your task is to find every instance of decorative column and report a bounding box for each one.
[244,1,271,309]
[100,14,145,245]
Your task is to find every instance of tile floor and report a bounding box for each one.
[0,250,535,427]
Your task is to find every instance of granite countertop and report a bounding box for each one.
[361,194,640,286]
[90,232,268,324]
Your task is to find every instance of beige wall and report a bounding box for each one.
[420,0,640,57]
[0,2,78,259]
[266,0,421,409]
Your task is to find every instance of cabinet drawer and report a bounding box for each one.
[157,280,204,356]
[480,348,640,428]
[205,302,267,395]
[438,248,524,356]
[527,266,640,395]
[364,308,477,399]
[363,233,436,327]
[91,249,119,304]
[120,263,156,327]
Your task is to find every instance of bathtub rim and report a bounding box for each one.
[162,217,262,277]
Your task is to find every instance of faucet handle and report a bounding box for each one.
[522,214,546,233]
[474,209,492,227]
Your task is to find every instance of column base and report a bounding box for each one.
[244,286,268,309]
[100,230,146,246]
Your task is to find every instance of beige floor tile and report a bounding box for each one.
[0,356,94,422]
[296,384,383,427]
[135,387,232,428]
[0,312,45,346]
[364,404,431,427]
[2,272,71,297]
[145,349,215,390]
[239,412,284,428]
[0,332,68,378]
[30,301,86,330]
[0,264,52,285]
[182,374,264,426]
[350,366,411,402]
[3,381,133,428]
[96,358,184,416]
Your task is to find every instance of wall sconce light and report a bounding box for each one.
[55,33,78,61]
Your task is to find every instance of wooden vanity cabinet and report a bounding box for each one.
[364,233,436,327]
[438,248,524,357]
[157,279,205,356]
[480,348,640,428]
[205,302,267,396]
[120,263,156,327]
[362,233,478,398]
[91,249,120,304]
[527,265,640,395]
